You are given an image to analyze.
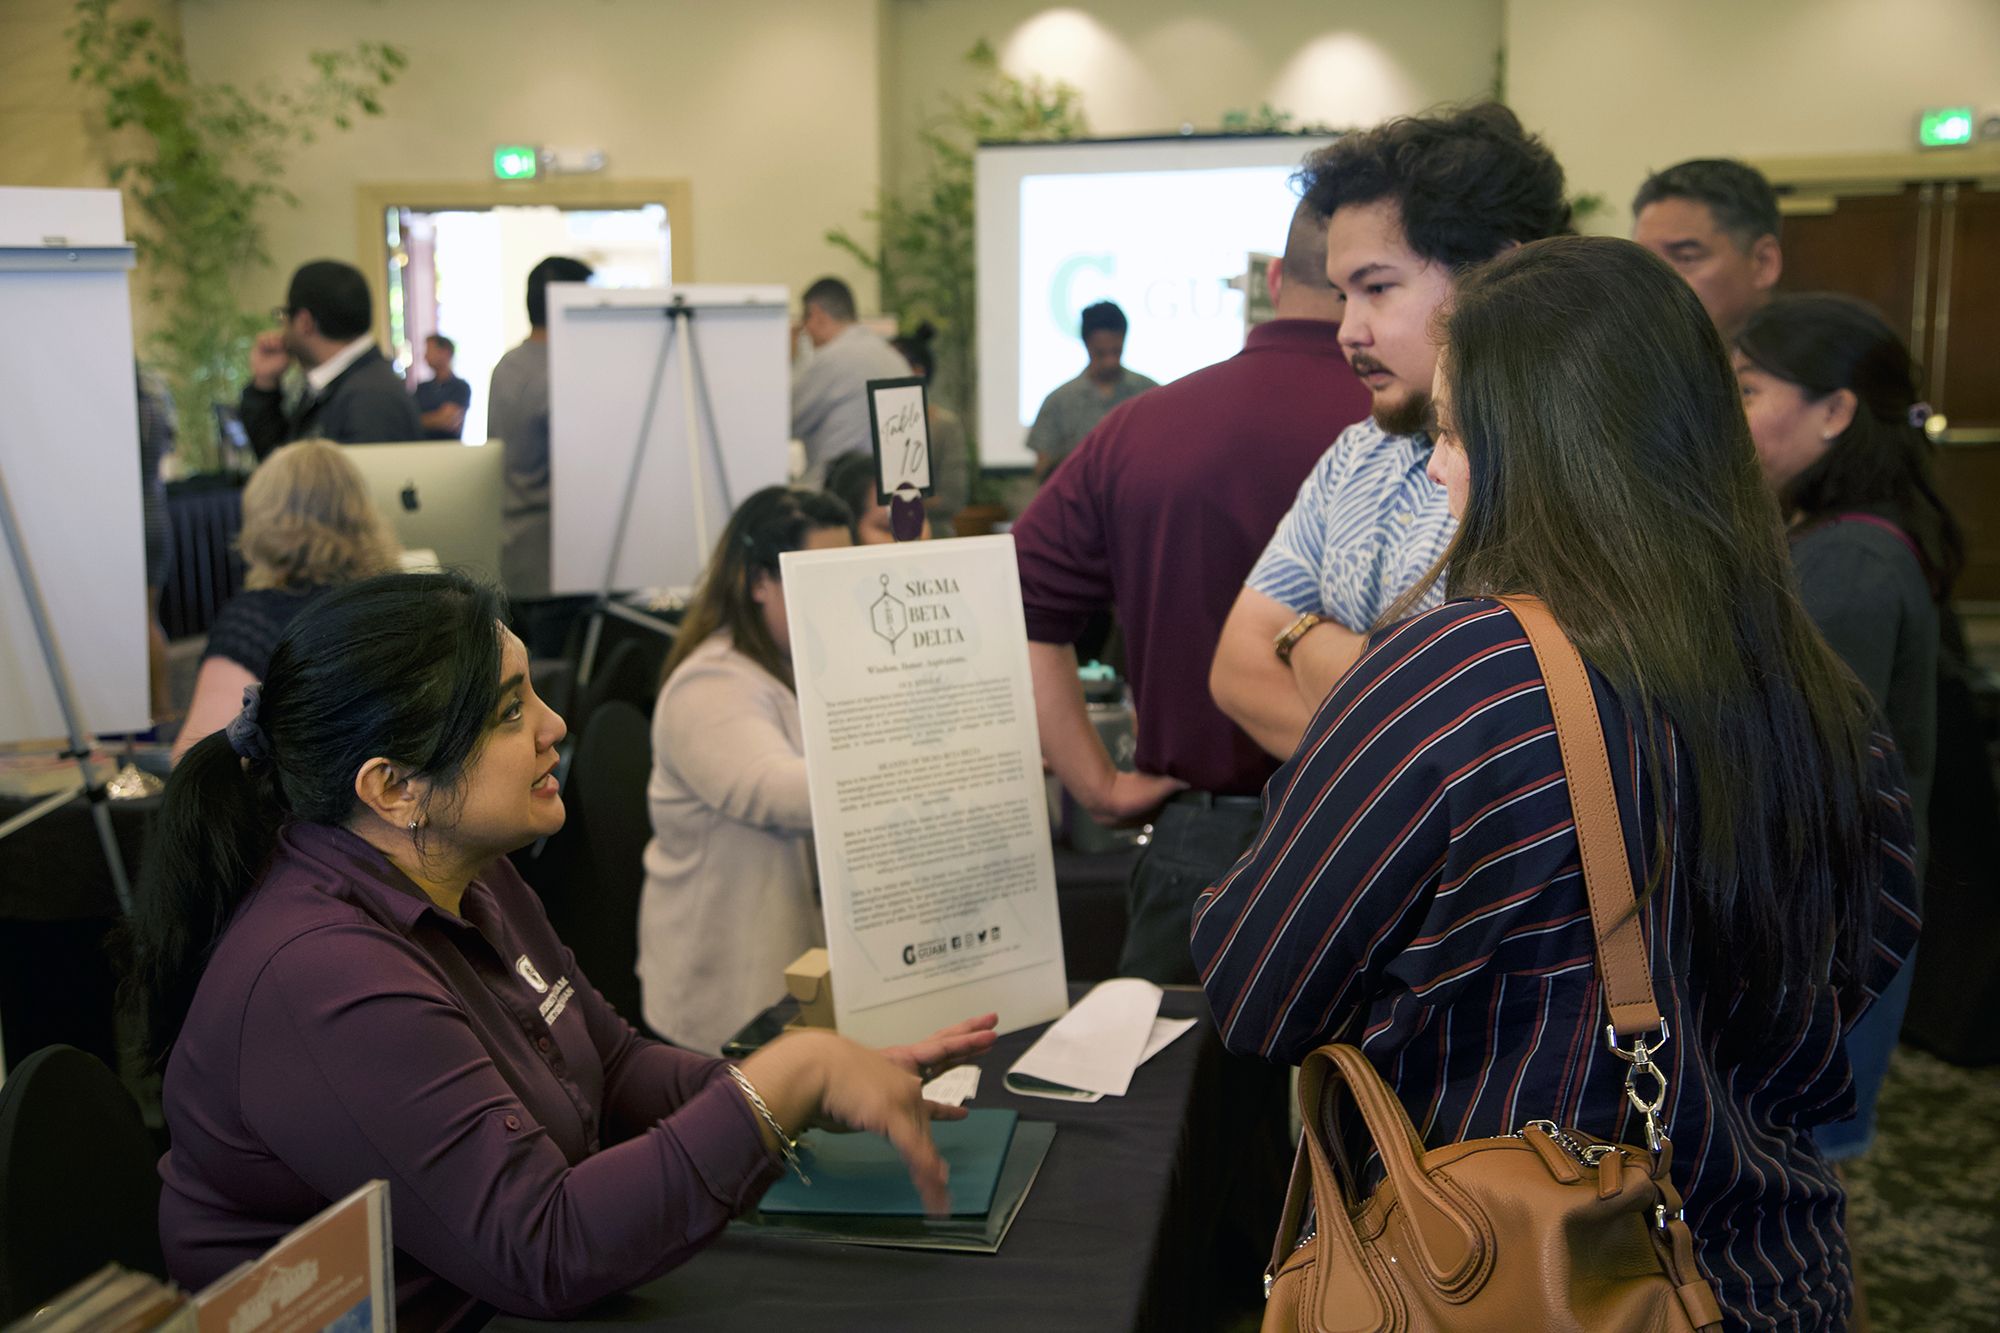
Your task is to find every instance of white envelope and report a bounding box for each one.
[1004,977,1161,1098]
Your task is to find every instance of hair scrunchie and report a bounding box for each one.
[225,683,272,766]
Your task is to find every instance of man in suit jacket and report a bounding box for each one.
[241,259,420,459]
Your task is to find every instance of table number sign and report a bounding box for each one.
[866,376,933,541]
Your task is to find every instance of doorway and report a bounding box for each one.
[383,204,670,443]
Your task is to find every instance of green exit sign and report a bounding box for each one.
[1918,107,1974,148]
[493,145,540,180]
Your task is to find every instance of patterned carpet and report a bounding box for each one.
[1843,1046,2000,1332]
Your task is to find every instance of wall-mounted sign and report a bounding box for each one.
[493,145,539,180]
[1918,107,1974,149]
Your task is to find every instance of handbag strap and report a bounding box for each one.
[1496,596,1674,1151]
[1495,595,1661,1039]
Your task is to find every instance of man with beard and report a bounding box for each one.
[1210,104,1571,758]
[241,259,421,459]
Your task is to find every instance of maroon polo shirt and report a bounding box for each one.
[158,822,779,1327]
[1013,318,1370,796]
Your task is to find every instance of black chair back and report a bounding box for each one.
[568,633,672,741]
[547,701,655,1026]
[0,1045,166,1319]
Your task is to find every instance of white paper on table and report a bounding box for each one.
[921,1065,980,1107]
[1001,1014,1198,1103]
[1005,978,1161,1097]
[1140,1016,1198,1065]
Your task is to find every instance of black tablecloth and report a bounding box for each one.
[159,476,246,640]
[0,791,154,1068]
[490,987,1245,1333]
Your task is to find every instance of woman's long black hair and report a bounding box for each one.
[131,572,508,1062]
[1737,292,1964,601]
[1396,236,1887,1010]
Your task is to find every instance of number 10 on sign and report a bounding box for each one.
[866,376,934,501]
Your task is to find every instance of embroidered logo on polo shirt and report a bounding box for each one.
[516,955,550,993]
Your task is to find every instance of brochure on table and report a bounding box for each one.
[782,536,1069,1047]
[192,1180,391,1332]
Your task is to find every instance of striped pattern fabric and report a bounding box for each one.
[1244,418,1457,629]
[1195,599,1921,1332]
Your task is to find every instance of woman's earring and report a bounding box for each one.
[408,818,421,833]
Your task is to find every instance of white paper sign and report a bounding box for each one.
[867,376,933,497]
[782,536,1068,1047]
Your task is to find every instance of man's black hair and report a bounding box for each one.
[803,277,858,323]
[526,256,595,329]
[1295,103,1571,272]
[1632,159,1781,251]
[285,260,374,342]
[427,332,455,355]
[1079,301,1128,339]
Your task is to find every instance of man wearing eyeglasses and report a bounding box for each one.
[241,259,421,459]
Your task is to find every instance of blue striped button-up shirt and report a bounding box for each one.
[1196,600,1921,1332]
[1246,418,1456,630]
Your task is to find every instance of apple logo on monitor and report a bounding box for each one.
[401,479,420,512]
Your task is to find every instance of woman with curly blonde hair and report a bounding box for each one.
[172,440,399,761]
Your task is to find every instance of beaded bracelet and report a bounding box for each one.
[726,1063,811,1184]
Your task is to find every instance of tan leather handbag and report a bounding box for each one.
[1261,596,1725,1333]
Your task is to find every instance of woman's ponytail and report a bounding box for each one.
[130,726,283,1062]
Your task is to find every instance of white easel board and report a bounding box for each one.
[0,187,148,743]
[546,284,790,596]
[782,536,1069,1048]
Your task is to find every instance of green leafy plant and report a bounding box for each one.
[1219,104,1336,137]
[828,41,1086,496]
[69,0,405,472]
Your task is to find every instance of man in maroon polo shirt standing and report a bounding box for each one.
[1015,196,1370,984]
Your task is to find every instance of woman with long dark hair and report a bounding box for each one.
[1735,294,1960,1162]
[136,570,990,1327]
[638,487,856,1053]
[1196,237,1917,1330]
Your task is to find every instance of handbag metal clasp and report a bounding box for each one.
[1605,1019,1671,1153]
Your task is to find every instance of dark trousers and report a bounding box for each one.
[1118,793,1266,983]
[1120,792,1287,1316]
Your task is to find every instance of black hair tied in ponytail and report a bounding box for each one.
[131,571,507,1062]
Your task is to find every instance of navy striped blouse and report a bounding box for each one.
[1195,599,1920,1333]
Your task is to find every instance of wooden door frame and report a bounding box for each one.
[1754,145,2000,214]
[353,177,694,351]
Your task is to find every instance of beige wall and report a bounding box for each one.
[2,0,183,337]
[1509,0,2000,232]
[21,0,1997,339]
[174,0,889,313]
[887,0,1503,192]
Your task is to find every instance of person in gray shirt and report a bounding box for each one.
[1735,293,1961,1167]
[489,255,593,602]
[1026,300,1157,480]
[789,276,909,485]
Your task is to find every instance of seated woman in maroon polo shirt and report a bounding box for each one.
[134,571,994,1328]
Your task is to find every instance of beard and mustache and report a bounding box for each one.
[1350,352,1432,438]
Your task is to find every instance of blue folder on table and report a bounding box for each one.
[757,1109,1019,1217]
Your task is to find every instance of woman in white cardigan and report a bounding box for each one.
[639,487,856,1052]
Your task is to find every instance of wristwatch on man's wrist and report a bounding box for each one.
[1273,612,1324,666]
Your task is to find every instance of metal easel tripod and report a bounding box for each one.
[0,458,134,915]
[575,293,733,689]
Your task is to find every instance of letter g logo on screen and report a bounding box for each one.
[1049,253,1114,336]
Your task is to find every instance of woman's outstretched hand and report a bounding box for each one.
[737,1030,964,1215]
[878,1012,999,1081]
